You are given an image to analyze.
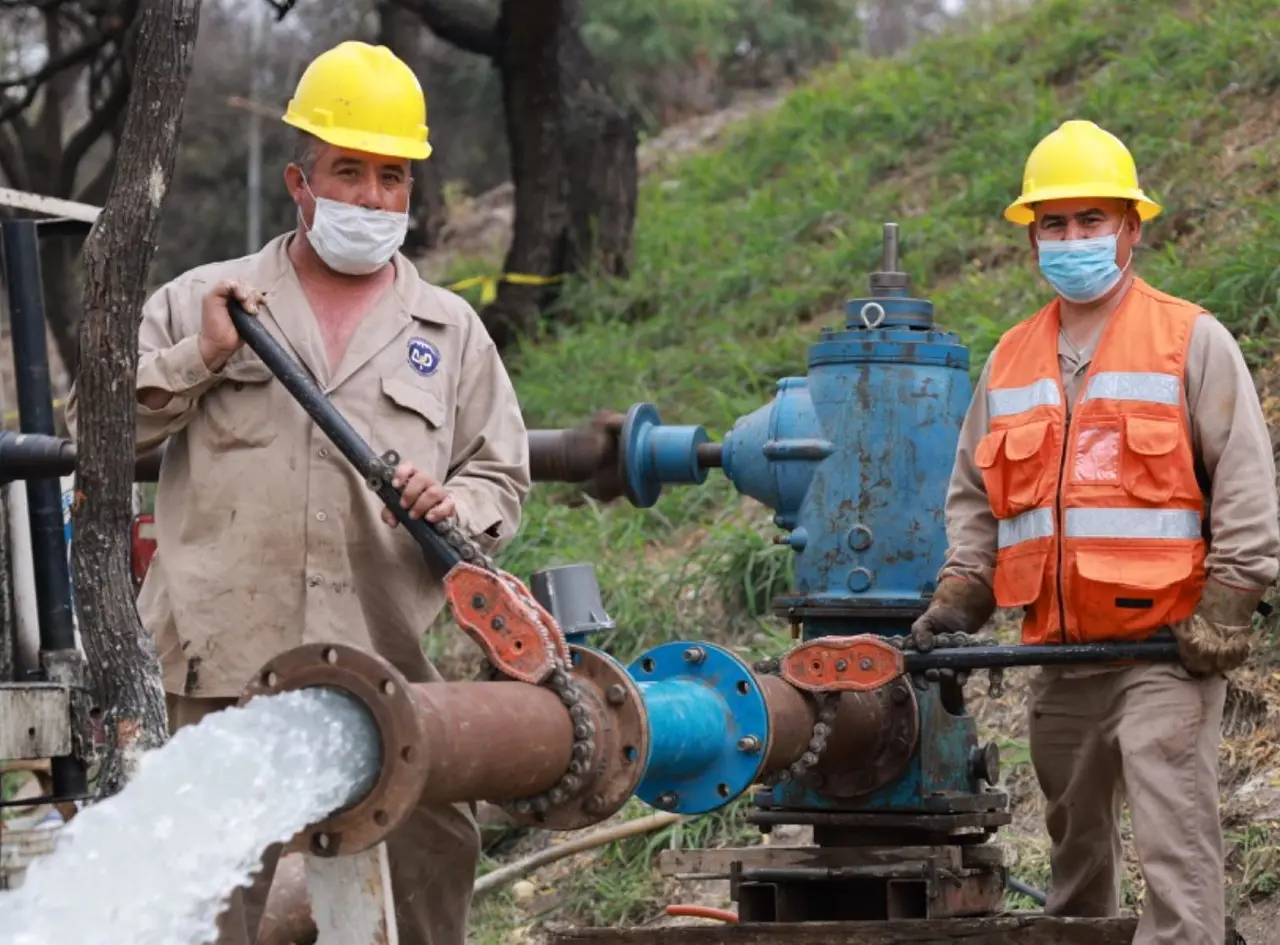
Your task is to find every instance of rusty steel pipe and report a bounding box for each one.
[242,644,576,859]
[408,680,574,804]
[527,427,615,483]
[755,671,920,798]
[758,674,815,770]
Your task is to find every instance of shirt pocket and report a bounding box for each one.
[374,377,450,475]
[974,419,1055,519]
[201,358,279,452]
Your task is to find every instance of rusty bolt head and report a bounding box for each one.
[737,735,762,754]
[491,616,506,631]
[683,646,706,665]
[606,684,628,705]
[471,594,487,610]
[583,795,606,816]
[859,657,873,671]
[891,686,909,705]
[656,791,679,810]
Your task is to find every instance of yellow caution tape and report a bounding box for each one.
[446,272,564,305]
[3,397,67,424]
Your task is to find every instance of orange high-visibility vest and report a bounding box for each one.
[977,278,1207,645]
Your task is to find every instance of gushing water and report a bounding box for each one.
[0,687,379,945]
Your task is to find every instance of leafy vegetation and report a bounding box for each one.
[429,0,1280,932]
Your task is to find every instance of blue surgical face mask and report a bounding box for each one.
[1035,232,1131,304]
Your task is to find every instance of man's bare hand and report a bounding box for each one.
[199,280,267,373]
[381,461,455,529]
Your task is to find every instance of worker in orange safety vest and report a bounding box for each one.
[909,119,1280,945]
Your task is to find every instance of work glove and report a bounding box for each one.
[910,577,996,652]
[1170,580,1261,677]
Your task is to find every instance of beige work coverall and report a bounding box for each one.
[68,232,531,945]
[941,303,1280,945]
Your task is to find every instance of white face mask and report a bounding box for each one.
[300,181,409,276]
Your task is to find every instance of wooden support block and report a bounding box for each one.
[656,844,1005,880]
[307,843,399,945]
[0,683,71,761]
[549,915,1240,945]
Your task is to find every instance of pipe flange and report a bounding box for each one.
[240,643,430,858]
[817,676,919,798]
[628,641,771,815]
[506,646,650,830]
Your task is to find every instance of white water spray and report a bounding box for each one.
[0,687,379,945]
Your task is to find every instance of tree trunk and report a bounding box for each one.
[71,0,203,799]
[377,0,448,253]
[395,0,639,349]
[559,18,638,281]
[480,0,637,350]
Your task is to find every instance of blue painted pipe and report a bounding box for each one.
[626,641,772,815]
[636,678,727,782]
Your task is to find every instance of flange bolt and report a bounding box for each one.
[737,735,762,754]
[683,646,706,665]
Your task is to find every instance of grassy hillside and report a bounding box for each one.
[431,0,1280,938]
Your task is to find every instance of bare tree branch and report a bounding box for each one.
[0,124,27,189]
[72,0,203,797]
[393,0,500,59]
[59,64,130,193]
[0,33,112,124]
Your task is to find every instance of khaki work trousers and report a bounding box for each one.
[167,694,480,945]
[1028,663,1228,945]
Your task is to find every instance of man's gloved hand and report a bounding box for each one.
[1170,580,1260,677]
[910,577,997,652]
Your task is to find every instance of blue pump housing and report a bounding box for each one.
[722,317,970,637]
[612,223,994,819]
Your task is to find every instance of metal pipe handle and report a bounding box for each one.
[225,298,461,574]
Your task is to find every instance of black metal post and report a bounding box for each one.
[1,218,85,798]
[2,220,75,652]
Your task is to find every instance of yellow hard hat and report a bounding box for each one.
[283,41,431,161]
[1004,120,1161,226]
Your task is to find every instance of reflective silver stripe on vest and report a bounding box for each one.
[1081,371,1181,406]
[987,378,1061,418]
[998,507,1055,549]
[1064,507,1201,540]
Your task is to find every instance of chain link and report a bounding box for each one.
[381,451,596,822]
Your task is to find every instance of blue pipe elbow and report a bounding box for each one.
[627,641,770,815]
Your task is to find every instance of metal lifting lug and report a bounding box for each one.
[778,635,905,693]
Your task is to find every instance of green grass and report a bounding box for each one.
[432,0,1280,931]
[438,0,1280,671]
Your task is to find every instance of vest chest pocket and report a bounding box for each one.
[1120,416,1183,503]
[975,419,1055,519]
[201,359,278,452]
[375,377,450,478]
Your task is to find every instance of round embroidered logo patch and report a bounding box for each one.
[407,337,441,376]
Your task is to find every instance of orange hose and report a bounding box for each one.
[664,904,740,924]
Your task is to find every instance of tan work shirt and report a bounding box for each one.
[66,233,531,698]
[941,300,1280,597]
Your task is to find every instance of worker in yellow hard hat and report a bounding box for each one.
[913,118,1279,945]
[67,40,530,945]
